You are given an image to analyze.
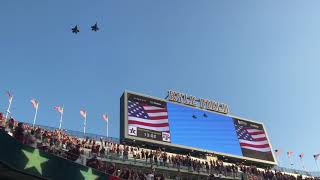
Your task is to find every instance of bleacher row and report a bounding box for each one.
[0,112,319,180]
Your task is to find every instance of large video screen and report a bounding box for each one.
[124,92,275,163]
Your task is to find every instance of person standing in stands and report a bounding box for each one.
[0,112,4,129]
[26,130,37,148]
[116,144,120,156]
[123,145,129,160]
[8,117,15,134]
[144,168,155,180]
[13,122,25,143]
[0,112,3,122]
[109,169,121,180]
[132,148,137,160]
[149,151,154,164]
[99,145,105,157]
[145,150,149,164]
[141,149,145,159]
[163,152,168,167]
[154,153,158,166]
[130,146,134,156]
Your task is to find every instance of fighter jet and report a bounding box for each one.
[71,25,80,34]
[91,23,99,32]
[192,114,197,119]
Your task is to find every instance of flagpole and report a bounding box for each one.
[5,99,12,121]
[32,104,39,127]
[83,116,86,136]
[276,155,281,167]
[59,110,63,130]
[288,155,293,167]
[300,158,306,171]
[107,120,109,138]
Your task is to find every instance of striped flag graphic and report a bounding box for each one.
[235,123,271,152]
[127,100,169,132]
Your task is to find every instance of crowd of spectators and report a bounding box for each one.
[238,165,318,180]
[0,112,319,180]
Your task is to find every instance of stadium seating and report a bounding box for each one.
[0,114,319,180]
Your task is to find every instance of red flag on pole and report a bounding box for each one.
[80,109,86,119]
[102,113,108,122]
[30,98,39,109]
[287,151,293,157]
[54,106,64,114]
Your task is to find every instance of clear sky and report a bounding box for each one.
[1,0,320,171]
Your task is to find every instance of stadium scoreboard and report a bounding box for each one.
[120,91,276,165]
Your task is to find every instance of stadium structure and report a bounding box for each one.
[0,90,319,180]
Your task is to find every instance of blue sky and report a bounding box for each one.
[1,0,320,171]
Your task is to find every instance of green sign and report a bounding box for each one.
[0,131,109,180]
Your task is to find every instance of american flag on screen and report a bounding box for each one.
[235,123,271,152]
[128,100,170,132]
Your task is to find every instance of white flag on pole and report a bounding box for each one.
[80,109,87,119]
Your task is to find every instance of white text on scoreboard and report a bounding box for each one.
[167,90,229,114]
